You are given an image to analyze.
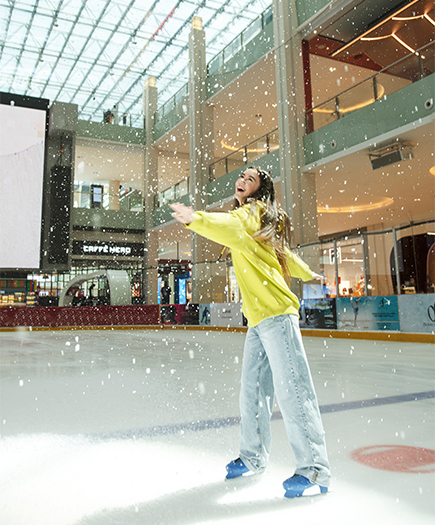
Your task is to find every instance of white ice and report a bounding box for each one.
[0,328,434,525]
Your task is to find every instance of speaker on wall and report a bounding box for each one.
[370,146,413,170]
[48,165,72,265]
[370,149,403,170]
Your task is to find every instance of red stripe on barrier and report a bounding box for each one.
[0,305,160,328]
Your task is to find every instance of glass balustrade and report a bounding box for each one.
[207,5,273,78]
[80,110,144,128]
[155,179,190,208]
[34,219,432,303]
[155,83,189,123]
[209,128,279,180]
[298,219,434,299]
[306,41,434,133]
[73,182,143,211]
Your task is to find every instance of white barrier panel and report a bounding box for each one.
[210,303,243,327]
[398,293,435,333]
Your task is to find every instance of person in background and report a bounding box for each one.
[161,281,171,305]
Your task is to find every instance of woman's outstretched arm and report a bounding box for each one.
[169,202,195,225]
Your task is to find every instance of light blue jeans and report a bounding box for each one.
[239,314,330,487]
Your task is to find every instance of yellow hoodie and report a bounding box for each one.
[186,203,314,327]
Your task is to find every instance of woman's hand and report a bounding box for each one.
[312,273,324,281]
[169,202,195,225]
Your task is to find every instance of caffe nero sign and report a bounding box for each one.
[73,241,144,258]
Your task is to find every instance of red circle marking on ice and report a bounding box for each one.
[351,445,435,473]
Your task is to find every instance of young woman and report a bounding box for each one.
[169,167,330,498]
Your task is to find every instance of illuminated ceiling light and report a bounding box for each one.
[391,34,417,54]
[430,165,435,176]
[220,139,279,153]
[313,84,385,114]
[191,16,203,30]
[317,197,394,214]
[392,15,422,20]
[361,33,419,55]
[361,35,391,41]
[330,0,420,57]
[424,13,435,26]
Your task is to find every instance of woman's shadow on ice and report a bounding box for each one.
[79,474,314,524]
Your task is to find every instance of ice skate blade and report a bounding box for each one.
[284,485,328,498]
[225,470,255,480]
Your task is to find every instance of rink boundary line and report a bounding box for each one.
[0,323,433,343]
[98,390,435,441]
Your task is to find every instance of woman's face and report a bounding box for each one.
[235,168,261,205]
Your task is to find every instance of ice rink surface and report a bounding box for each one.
[0,328,434,525]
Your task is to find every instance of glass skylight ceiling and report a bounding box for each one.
[0,0,271,125]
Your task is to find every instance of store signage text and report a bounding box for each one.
[83,244,132,255]
[73,240,144,258]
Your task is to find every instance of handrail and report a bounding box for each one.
[156,83,189,121]
[308,41,434,114]
[156,4,273,117]
[209,127,278,167]
[297,219,435,249]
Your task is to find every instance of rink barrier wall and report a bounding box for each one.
[0,303,435,343]
[0,304,434,343]
[0,305,160,329]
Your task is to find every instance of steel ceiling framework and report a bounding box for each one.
[0,0,270,125]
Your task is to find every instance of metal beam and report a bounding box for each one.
[25,0,67,95]
[67,0,138,110]
[111,0,210,119]
[79,0,162,118]
[122,0,257,120]
[0,0,17,63]
[52,0,112,102]
[8,0,41,92]
[92,0,189,113]
[39,0,87,98]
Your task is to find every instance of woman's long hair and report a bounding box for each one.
[235,166,294,276]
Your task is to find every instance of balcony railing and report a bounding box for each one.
[209,128,279,181]
[154,4,274,125]
[306,41,434,134]
[207,5,273,77]
[80,110,144,129]
[154,179,190,208]
[73,189,143,212]
[155,83,189,124]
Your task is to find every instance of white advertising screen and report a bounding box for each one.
[0,102,46,269]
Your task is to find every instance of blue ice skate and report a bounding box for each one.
[283,475,328,498]
[225,458,251,479]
